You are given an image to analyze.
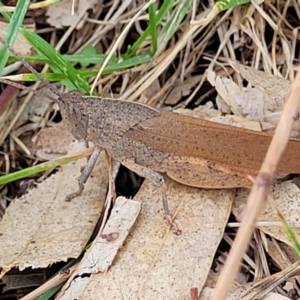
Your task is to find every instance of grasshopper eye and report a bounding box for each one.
[68,103,82,121]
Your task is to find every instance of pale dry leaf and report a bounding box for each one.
[224,115,262,131]
[200,288,290,300]
[234,88,283,118]
[201,263,300,299]
[207,68,287,123]
[206,69,243,116]
[33,123,74,160]
[0,96,18,142]
[233,181,300,246]
[209,115,262,131]
[174,102,220,119]
[143,79,161,99]
[0,21,32,56]
[211,252,250,285]
[2,273,43,292]
[78,197,141,275]
[0,141,108,278]
[280,243,300,264]
[216,94,232,114]
[282,281,294,294]
[165,75,203,105]
[57,198,141,299]
[255,112,300,138]
[231,62,291,105]
[59,277,90,298]
[17,87,53,124]
[266,240,292,269]
[64,177,234,299]
[256,111,282,126]
[195,268,258,298]
[46,0,97,29]
[265,240,299,295]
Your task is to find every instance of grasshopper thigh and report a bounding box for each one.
[164,156,253,189]
[121,159,165,186]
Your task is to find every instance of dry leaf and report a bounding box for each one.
[234,88,283,118]
[17,87,54,124]
[206,69,243,116]
[201,288,291,300]
[266,239,299,269]
[33,123,74,160]
[216,94,232,114]
[174,102,220,119]
[143,79,161,99]
[78,197,141,275]
[280,243,300,265]
[207,68,287,127]
[59,177,234,299]
[0,21,32,56]
[165,75,203,105]
[201,262,300,299]
[46,0,97,29]
[209,115,262,131]
[175,105,261,131]
[0,141,108,278]
[233,181,300,247]
[230,62,291,105]
[2,272,43,292]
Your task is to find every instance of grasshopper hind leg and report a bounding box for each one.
[122,159,180,233]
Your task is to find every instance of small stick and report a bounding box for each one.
[190,287,198,300]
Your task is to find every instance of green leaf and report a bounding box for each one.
[125,0,177,58]
[20,28,90,94]
[0,151,91,186]
[215,0,252,12]
[1,53,152,82]
[148,1,158,55]
[77,46,98,68]
[0,0,31,74]
[159,0,192,45]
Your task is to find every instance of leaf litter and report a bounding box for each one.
[0,0,300,299]
[33,123,74,160]
[57,178,233,299]
[0,141,108,277]
[233,181,300,247]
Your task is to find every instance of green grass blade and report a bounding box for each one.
[0,0,30,74]
[7,51,117,67]
[34,283,64,300]
[159,0,192,46]
[124,0,177,58]
[0,149,92,186]
[2,53,152,82]
[148,2,158,55]
[276,208,300,257]
[215,0,252,12]
[19,28,90,94]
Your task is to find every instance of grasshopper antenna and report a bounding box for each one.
[0,36,61,99]
[0,77,58,102]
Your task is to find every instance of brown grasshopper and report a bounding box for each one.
[1,36,300,222]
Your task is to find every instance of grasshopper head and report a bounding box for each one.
[58,91,89,141]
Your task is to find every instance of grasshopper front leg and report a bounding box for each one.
[122,159,180,233]
[65,146,101,201]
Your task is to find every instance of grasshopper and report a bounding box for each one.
[1,36,300,224]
